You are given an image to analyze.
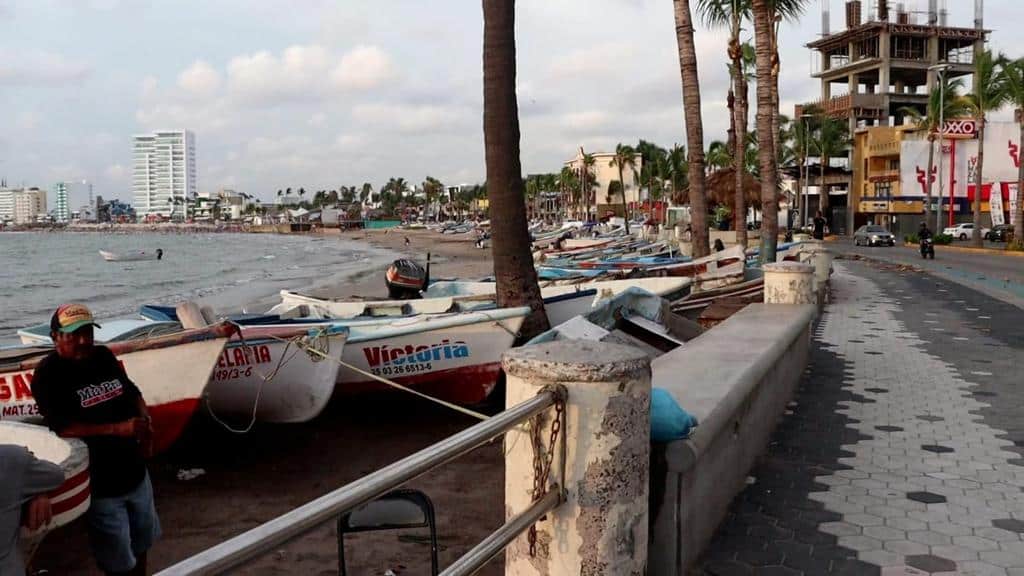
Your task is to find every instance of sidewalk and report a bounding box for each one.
[696,259,1024,575]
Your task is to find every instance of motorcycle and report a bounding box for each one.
[920,237,935,259]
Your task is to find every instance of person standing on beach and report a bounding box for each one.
[30,304,160,576]
[0,445,65,576]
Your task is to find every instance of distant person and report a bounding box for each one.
[155,248,163,261]
[0,445,65,576]
[713,239,725,252]
[404,236,411,247]
[918,221,933,240]
[30,304,160,576]
[812,211,827,240]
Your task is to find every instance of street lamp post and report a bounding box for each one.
[799,113,815,228]
[929,63,951,234]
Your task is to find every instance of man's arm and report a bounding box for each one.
[20,449,65,531]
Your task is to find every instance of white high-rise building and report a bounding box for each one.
[0,186,13,222]
[13,188,47,224]
[132,130,196,220]
[54,182,70,223]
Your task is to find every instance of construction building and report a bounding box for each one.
[802,0,987,233]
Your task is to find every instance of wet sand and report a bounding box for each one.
[33,228,505,575]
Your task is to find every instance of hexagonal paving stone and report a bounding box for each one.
[907,530,953,547]
[877,425,905,432]
[917,415,945,422]
[921,444,956,454]
[993,519,1024,533]
[905,554,958,573]
[838,534,884,551]
[906,491,947,504]
[864,525,907,541]
[847,514,886,527]
[865,388,890,394]
[952,535,1001,552]
[884,540,931,556]
[820,521,862,536]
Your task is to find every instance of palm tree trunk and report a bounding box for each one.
[673,0,710,257]
[925,136,935,230]
[731,16,748,249]
[972,117,986,247]
[482,0,548,339]
[753,0,778,263]
[820,158,828,221]
[1014,121,1024,249]
[618,167,631,234]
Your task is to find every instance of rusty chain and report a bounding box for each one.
[527,390,565,557]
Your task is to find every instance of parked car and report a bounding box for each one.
[853,225,896,247]
[942,222,990,240]
[985,224,1015,242]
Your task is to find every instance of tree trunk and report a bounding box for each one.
[1014,120,1024,249]
[820,159,828,222]
[618,167,631,234]
[732,18,748,249]
[673,0,710,257]
[753,0,778,263]
[482,0,548,339]
[925,135,935,230]
[972,117,986,247]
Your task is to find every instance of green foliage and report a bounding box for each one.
[933,233,953,245]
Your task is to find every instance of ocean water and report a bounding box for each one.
[0,232,396,343]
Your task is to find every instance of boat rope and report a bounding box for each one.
[263,331,493,422]
[203,324,330,434]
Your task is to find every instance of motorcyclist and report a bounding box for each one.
[918,222,933,240]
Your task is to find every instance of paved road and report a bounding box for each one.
[831,240,1024,309]
[696,259,1024,575]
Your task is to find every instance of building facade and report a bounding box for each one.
[13,188,47,224]
[804,0,987,233]
[0,186,13,222]
[54,182,70,223]
[564,150,644,219]
[853,120,1020,237]
[133,130,197,220]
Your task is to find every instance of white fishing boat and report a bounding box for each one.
[271,276,690,330]
[19,318,348,425]
[99,248,164,262]
[2,421,90,566]
[0,323,234,453]
[339,307,530,405]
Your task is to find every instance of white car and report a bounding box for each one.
[942,222,990,241]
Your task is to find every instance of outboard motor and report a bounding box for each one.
[385,253,431,299]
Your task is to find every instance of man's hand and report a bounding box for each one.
[115,417,154,456]
[22,495,53,531]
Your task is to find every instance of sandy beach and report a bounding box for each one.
[33,229,505,575]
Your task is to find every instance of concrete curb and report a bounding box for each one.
[901,242,1024,257]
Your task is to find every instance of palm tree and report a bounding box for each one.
[1004,58,1024,249]
[966,50,1009,247]
[812,115,850,226]
[706,140,732,172]
[558,166,579,220]
[666,144,689,202]
[787,109,817,226]
[902,77,971,233]
[673,0,711,257]
[360,183,373,206]
[609,143,639,233]
[637,140,668,212]
[697,0,752,247]
[482,0,548,339]
[277,189,283,197]
[752,0,779,262]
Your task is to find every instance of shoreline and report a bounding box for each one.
[30,227,501,575]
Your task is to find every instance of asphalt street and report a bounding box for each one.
[832,240,1024,309]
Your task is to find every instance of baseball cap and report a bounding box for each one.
[50,303,102,334]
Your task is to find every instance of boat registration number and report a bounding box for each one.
[213,367,255,381]
[371,362,433,377]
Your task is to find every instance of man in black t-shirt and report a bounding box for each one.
[812,211,827,240]
[30,304,160,576]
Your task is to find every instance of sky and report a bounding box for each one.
[0,0,1020,208]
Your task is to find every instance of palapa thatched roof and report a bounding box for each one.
[674,168,785,208]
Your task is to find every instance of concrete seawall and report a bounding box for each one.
[648,303,817,574]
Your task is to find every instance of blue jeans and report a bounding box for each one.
[86,472,161,573]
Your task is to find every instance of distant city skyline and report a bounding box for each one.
[0,0,1020,208]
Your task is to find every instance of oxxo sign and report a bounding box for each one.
[940,119,979,139]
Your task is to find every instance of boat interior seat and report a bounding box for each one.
[337,488,439,576]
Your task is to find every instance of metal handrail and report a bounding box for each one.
[156,389,560,575]
[441,488,562,576]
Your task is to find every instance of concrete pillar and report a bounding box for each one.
[763,261,816,305]
[503,341,652,576]
[797,239,835,289]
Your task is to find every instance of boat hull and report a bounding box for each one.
[205,327,347,424]
[0,333,228,454]
[338,313,526,405]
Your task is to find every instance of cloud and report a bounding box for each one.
[352,103,470,134]
[546,43,637,80]
[105,164,126,180]
[332,45,395,90]
[177,60,221,97]
[0,50,91,85]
